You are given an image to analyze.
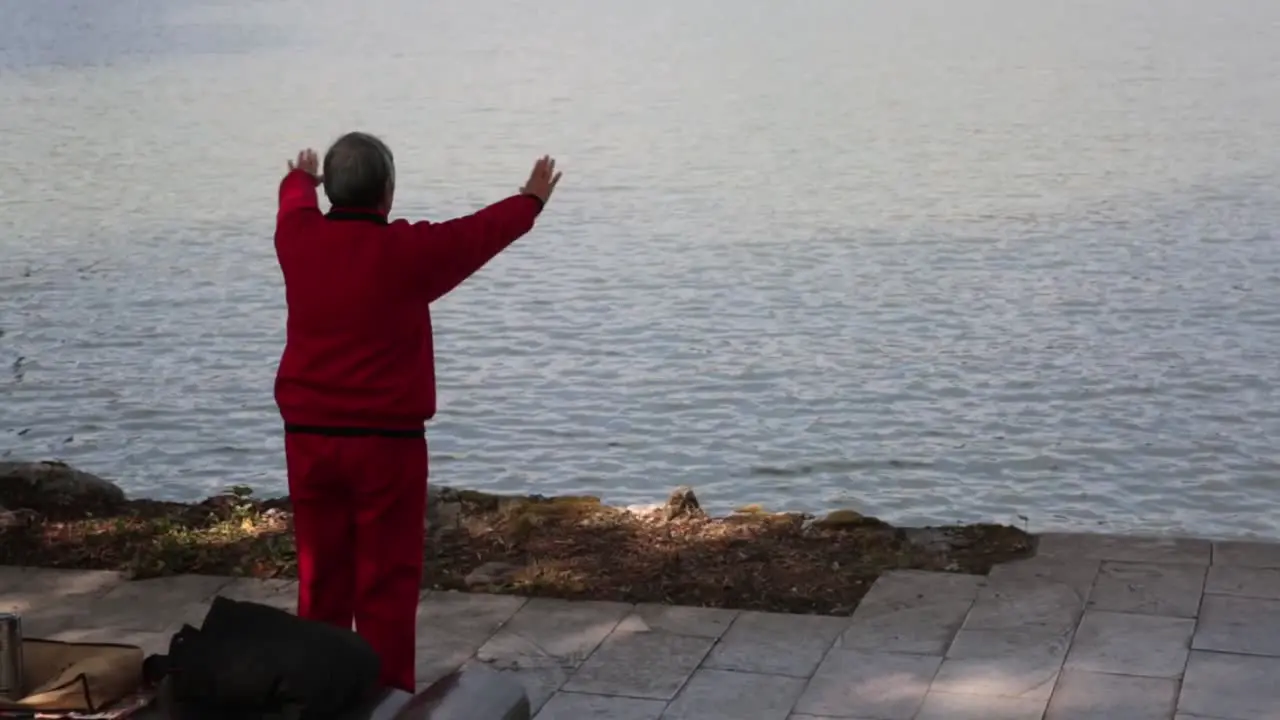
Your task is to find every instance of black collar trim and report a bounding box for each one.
[326,209,388,225]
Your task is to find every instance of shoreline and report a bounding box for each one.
[0,460,1041,614]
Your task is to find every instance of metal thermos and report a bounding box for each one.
[0,612,23,701]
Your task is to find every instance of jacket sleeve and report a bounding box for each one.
[410,194,544,303]
[277,170,320,226]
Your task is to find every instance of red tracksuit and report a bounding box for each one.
[273,169,543,692]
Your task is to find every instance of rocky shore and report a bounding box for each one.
[0,460,1036,614]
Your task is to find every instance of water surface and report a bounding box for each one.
[3,0,1280,538]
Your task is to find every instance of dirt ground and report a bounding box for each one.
[0,485,1035,615]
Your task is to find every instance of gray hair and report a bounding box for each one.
[322,132,395,209]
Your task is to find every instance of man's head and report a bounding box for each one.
[322,132,396,214]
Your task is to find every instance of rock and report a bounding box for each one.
[433,501,463,534]
[725,510,807,529]
[425,484,460,533]
[0,460,126,515]
[813,509,890,531]
[427,483,455,505]
[903,527,959,553]
[665,486,704,521]
[464,561,522,588]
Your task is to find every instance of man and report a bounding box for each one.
[273,131,561,692]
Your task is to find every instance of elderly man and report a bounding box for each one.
[273,132,561,692]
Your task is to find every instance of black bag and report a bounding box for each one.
[152,596,381,720]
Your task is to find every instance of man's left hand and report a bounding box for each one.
[288,149,322,185]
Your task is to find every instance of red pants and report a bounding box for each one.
[285,433,426,692]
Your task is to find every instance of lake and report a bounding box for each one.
[2,0,1279,538]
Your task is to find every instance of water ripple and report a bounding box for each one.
[3,0,1280,539]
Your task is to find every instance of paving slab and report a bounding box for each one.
[1178,650,1280,720]
[461,656,569,715]
[415,634,483,688]
[840,570,980,655]
[1038,534,1211,565]
[914,691,1047,720]
[618,603,739,638]
[663,669,806,720]
[0,567,124,631]
[1065,610,1195,679]
[962,577,1084,635]
[1204,564,1280,600]
[1086,562,1206,618]
[1192,593,1280,656]
[934,625,1072,701]
[1211,540,1280,568]
[535,692,666,720]
[1045,670,1178,720]
[448,597,629,707]
[25,574,231,635]
[793,648,941,720]
[703,610,846,678]
[167,578,303,634]
[562,625,714,699]
[1,567,124,599]
[418,590,527,646]
[987,557,1102,599]
[215,578,299,611]
[842,596,973,656]
[857,569,988,602]
[477,597,630,668]
[4,533,1279,717]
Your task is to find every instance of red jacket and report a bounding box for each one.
[273,169,543,431]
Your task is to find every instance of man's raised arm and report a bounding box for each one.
[278,150,322,224]
[411,156,563,304]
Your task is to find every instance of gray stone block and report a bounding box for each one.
[1038,534,1210,565]
[936,625,1072,701]
[401,666,532,720]
[1205,564,1280,600]
[1045,670,1178,720]
[1065,610,1194,679]
[703,611,846,677]
[962,578,1084,635]
[987,557,1101,599]
[618,604,739,638]
[841,571,976,655]
[1212,540,1280,568]
[418,591,527,647]
[1193,594,1280,657]
[794,648,940,720]
[535,693,665,720]
[914,692,1047,720]
[663,669,806,720]
[562,628,713,699]
[477,598,629,668]
[1179,650,1280,720]
[1087,561,1206,618]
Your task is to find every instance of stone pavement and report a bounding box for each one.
[4,532,1280,719]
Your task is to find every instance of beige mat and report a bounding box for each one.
[0,639,144,713]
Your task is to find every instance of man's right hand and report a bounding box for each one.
[520,155,562,205]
